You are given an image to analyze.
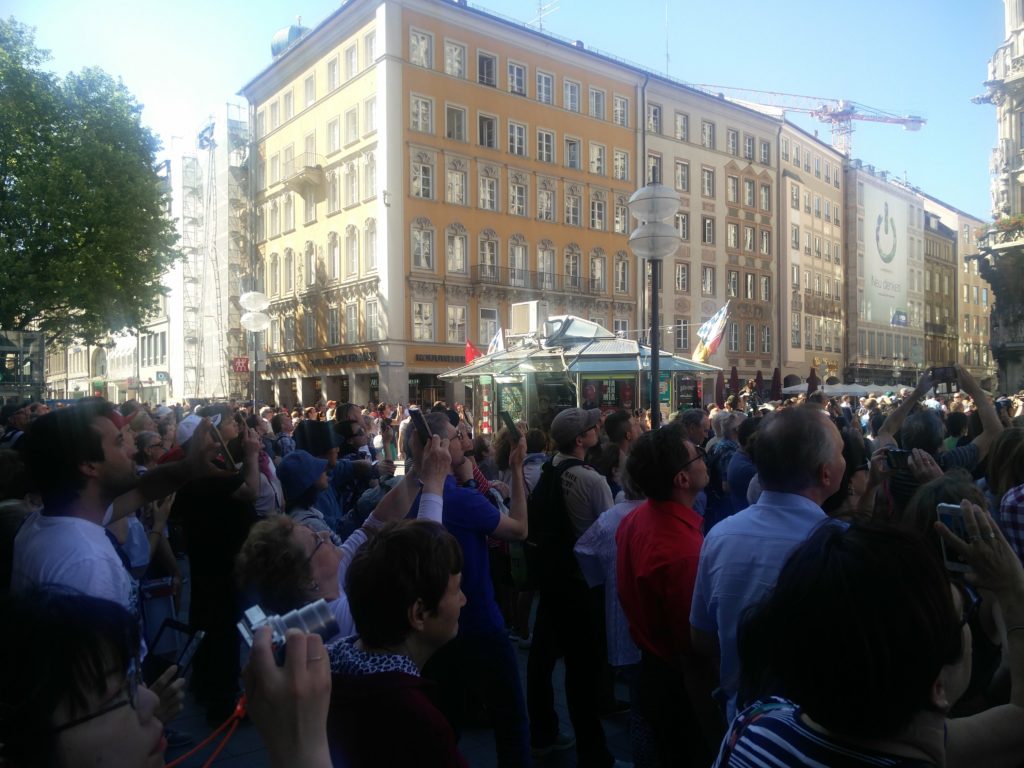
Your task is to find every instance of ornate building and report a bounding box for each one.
[979,0,1024,392]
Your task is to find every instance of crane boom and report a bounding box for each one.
[688,84,925,156]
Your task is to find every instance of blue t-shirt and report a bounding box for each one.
[410,475,503,636]
[726,450,758,514]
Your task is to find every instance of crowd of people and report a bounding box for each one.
[3,365,1024,767]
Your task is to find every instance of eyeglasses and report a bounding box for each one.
[455,429,472,441]
[577,424,599,438]
[50,656,141,734]
[679,445,707,469]
[304,526,329,564]
[957,582,981,628]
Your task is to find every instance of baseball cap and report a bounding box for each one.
[176,413,221,445]
[550,407,601,447]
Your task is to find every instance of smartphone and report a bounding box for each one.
[409,408,432,445]
[208,419,236,466]
[937,503,972,573]
[175,629,206,676]
[931,366,958,396]
[499,410,518,435]
[886,448,911,470]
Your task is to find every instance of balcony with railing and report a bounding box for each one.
[283,152,325,191]
[470,265,606,296]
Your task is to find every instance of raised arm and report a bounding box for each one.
[491,436,527,541]
[957,365,1003,461]
[876,370,934,449]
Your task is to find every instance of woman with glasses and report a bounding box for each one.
[721,507,1024,768]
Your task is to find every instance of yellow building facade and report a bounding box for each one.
[242,0,648,407]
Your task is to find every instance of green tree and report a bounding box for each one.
[0,18,178,344]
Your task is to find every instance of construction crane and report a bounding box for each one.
[688,85,925,157]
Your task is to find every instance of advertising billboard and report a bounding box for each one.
[862,183,908,326]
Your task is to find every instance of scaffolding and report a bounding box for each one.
[180,104,250,401]
[181,155,203,399]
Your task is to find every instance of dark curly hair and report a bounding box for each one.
[235,516,317,614]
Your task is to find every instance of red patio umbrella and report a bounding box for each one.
[754,370,765,399]
[715,370,725,408]
[770,367,782,401]
[807,367,820,395]
[729,365,740,397]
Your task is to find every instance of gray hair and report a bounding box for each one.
[756,406,836,493]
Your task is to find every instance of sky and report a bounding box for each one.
[6,0,1006,219]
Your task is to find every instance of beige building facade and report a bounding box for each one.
[777,125,845,385]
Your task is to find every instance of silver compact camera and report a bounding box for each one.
[237,599,339,664]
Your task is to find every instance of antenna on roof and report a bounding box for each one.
[530,1,558,31]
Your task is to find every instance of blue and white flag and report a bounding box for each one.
[487,327,505,355]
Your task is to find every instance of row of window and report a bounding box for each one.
[414,99,636,179]
[792,314,843,352]
[962,313,989,336]
[258,223,379,296]
[257,159,377,242]
[924,269,953,296]
[256,102,377,194]
[790,265,843,300]
[790,227,842,264]
[962,283,990,306]
[781,138,841,189]
[856,330,914,361]
[410,28,633,126]
[410,160,630,231]
[671,263,772,301]
[648,107,772,165]
[255,31,377,138]
[409,225,631,293]
[790,183,841,224]
[671,213,773,254]
[267,300,380,353]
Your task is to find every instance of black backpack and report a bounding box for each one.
[509,457,583,591]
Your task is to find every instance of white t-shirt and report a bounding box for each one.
[11,511,132,608]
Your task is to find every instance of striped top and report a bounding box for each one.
[714,698,935,768]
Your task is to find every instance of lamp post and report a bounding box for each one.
[239,291,271,409]
[628,183,681,429]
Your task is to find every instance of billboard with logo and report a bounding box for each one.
[862,183,908,326]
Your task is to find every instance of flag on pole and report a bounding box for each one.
[691,301,730,363]
[486,327,505,355]
[465,341,483,364]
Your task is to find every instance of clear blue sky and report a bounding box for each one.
[7,0,1005,218]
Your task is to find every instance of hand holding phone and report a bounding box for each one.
[499,410,518,435]
[937,503,972,573]
[409,408,432,446]
[886,448,910,471]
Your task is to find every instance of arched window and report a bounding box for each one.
[364,219,377,270]
[284,248,294,292]
[328,233,340,280]
[305,241,316,285]
[345,226,359,276]
[255,258,266,294]
[270,253,280,295]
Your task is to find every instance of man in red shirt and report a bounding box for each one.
[615,423,719,766]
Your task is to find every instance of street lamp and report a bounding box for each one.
[239,291,271,409]
[628,183,681,429]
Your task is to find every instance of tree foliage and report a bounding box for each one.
[0,17,178,344]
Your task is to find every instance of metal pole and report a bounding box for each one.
[252,331,258,410]
[650,260,660,429]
